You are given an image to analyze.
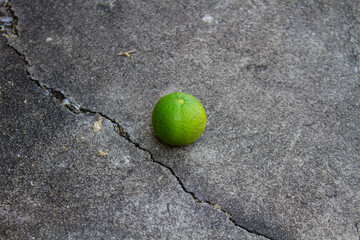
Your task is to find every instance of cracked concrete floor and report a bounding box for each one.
[1,0,360,239]
[0,36,266,239]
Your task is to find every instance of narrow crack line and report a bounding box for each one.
[2,1,18,36]
[110,117,273,240]
[345,2,360,65]
[348,25,360,64]
[5,42,90,116]
[355,221,360,239]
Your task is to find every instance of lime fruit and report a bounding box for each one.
[152,92,207,146]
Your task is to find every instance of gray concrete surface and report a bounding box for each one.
[0,36,266,239]
[1,0,360,239]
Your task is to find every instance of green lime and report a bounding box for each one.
[152,92,207,146]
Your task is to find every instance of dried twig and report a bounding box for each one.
[117,50,136,57]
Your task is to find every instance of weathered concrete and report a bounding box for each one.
[0,36,266,239]
[3,0,360,239]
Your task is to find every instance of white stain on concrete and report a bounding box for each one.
[202,14,215,23]
[124,155,130,164]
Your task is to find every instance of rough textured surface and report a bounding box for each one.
[0,36,265,239]
[2,0,360,239]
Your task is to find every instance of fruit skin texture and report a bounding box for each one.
[152,92,207,146]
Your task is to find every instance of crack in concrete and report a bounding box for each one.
[345,2,360,65]
[19,52,275,240]
[0,1,17,37]
[5,2,273,239]
[6,40,274,240]
[349,25,360,64]
[356,221,360,240]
